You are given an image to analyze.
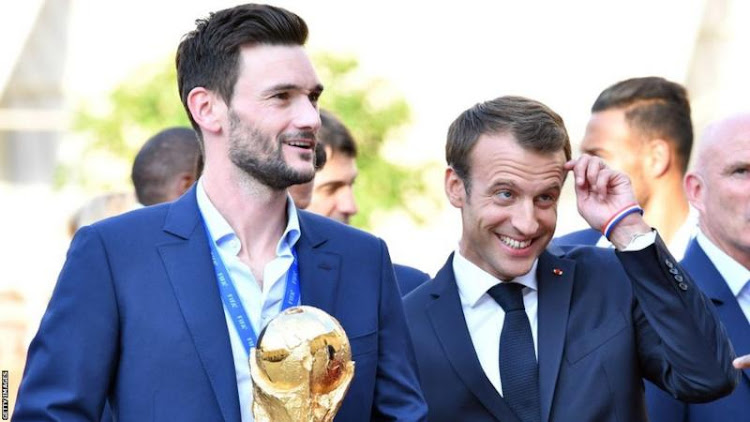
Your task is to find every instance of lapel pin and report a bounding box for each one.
[553,268,563,276]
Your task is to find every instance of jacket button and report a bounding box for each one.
[665,259,674,268]
[669,268,679,275]
[678,282,688,291]
[674,274,684,282]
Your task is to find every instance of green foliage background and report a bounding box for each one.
[64,53,432,229]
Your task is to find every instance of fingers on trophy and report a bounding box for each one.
[250,306,355,422]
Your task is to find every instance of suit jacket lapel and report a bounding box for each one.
[682,241,750,382]
[426,256,521,422]
[158,186,242,422]
[297,211,341,315]
[536,249,575,422]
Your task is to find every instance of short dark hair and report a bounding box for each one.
[319,109,357,158]
[592,76,693,173]
[446,96,571,192]
[176,4,308,141]
[131,127,201,205]
[313,142,327,170]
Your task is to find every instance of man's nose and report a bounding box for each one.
[337,186,358,217]
[512,200,539,235]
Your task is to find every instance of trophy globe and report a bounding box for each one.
[250,306,355,422]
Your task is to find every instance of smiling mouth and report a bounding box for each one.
[499,235,532,249]
[283,140,314,150]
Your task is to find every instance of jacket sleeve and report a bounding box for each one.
[616,235,739,402]
[371,239,429,421]
[13,226,118,421]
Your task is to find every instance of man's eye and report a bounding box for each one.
[496,191,512,199]
[309,92,321,104]
[272,92,290,100]
[536,194,558,208]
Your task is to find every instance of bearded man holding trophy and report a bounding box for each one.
[13,4,427,421]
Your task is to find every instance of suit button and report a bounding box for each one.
[665,259,674,268]
[678,282,688,291]
[674,274,684,282]
[669,268,679,275]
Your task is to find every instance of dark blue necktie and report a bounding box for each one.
[488,282,540,422]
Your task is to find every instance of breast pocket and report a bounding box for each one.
[565,312,628,365]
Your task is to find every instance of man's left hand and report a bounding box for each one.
[565,154,651,249]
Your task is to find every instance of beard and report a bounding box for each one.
[227,111,315,190]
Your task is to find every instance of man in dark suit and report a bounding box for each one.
[13,4,427,421]
[645,113,750,421]
[403,95,737,422]
[557,77,697,259]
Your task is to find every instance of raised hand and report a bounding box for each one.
[564,154,651,249]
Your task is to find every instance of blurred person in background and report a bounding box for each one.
[131,126,203,206]
[556,77,697,259]
[646,113,750,421]
[67,127,202,239]
[306,109,360,223]
[304,108,430,296]
[67,191,139,238]
[287,141,326,208]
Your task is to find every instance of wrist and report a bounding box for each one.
[607,214,652,250]
[601,204,644,239]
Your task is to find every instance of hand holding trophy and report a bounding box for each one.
[250,306,355,422]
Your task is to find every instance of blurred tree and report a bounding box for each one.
[65,53,432,229]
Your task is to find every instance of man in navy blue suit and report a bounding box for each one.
[557,77,697,259]
[403,96,738,422]
[13,4,427,421]
[645,113,750,421]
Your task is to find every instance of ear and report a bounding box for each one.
[176,172,196,197]
[445,167,467,208]
[683,171,705,214]
[187,87,224,135]
[646,138,670,178]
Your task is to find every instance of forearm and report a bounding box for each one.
[617,235,739,401]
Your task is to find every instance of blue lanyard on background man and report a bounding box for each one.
[203,223,301,355]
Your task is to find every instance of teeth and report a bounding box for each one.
[286,141,310,148]
[499,235,531,249]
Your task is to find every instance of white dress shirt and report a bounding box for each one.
[452,251,539,397]
[196,180,301,422]
[696,231,750,324]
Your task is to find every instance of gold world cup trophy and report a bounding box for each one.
[249,306,355,422]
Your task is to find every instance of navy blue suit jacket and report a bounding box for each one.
[403,238,738,422]
[393,264,429,297]
[646,239,750,421]
[554,227,601,247]
[14,187,427,421]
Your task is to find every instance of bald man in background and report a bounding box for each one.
[646,113,750,421]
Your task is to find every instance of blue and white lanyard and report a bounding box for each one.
[203,223,301,355]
